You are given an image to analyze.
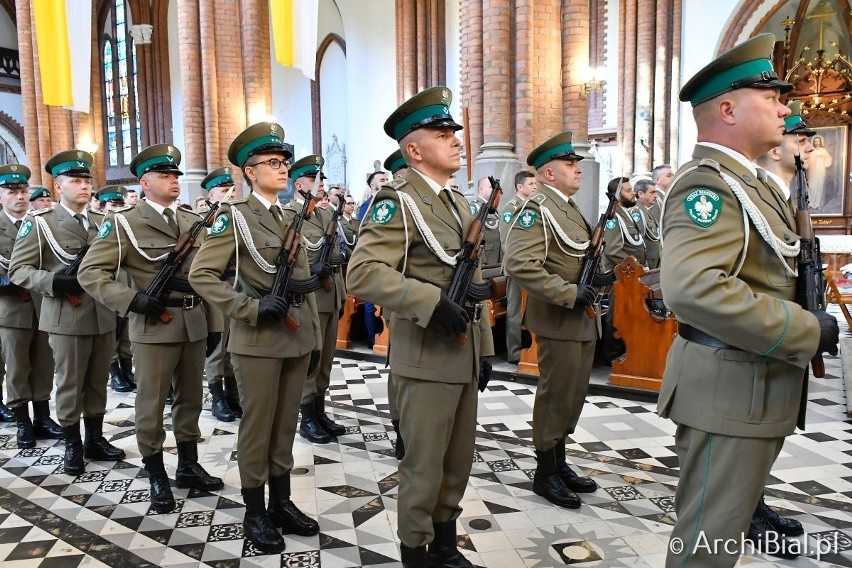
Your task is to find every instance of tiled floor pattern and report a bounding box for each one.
[0,353,849,567]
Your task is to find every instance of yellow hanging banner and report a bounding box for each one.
[270,0,295,67]
[33,0,74,107]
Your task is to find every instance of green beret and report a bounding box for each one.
[228,122,291,168]
[679,34,792,107]
[383,149,407,174]
[45,150,93,179]
[29,187,51,201]
[383,86,462,142]
[784,101,816,136]
[201,166,235,192]
[527,131,584,169]
[129,144,184,178]
[289,155,327,181]
[96,184,127,203]
[0,163,31,188]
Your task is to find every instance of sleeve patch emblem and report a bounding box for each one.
[684,189,722,227]
[517,210,537,230]
[605,218,617,231]
[371,199,397,225]
[16,220,31,239]
[501,211,513,224]
[97,220,113,239]
[209,213,230,236]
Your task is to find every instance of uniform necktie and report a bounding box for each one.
[163,208,179,237]
[270,205,283,222]
[439,189,462,228]
[14,220,21,230]
[74,213,86,231]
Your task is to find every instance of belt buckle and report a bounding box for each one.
[471,303,483,324]
[182,295,197,310]
[290,293,303,308]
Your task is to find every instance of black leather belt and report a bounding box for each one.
[255,288,304,307]
[162,295,203,309]
[678,323,740,350]
[331,266,341,274]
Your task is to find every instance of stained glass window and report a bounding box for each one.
[101,0,141,170]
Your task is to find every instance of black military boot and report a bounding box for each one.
[242,485,286,554]
[109,360,133,393]
[533,447,580,509]
[0,387,14,422]
[83,416,125,461]
[13,404,35,449]
[32,400,64,440]
[267,473,319,536]
[392,419,406,460]
[299,402,332,444]
[757,494,804,536]
[209,381,236,422]
[223,376,242,418]
[747,505,799,559]
[401,544,428,568]
[118,357,137,390]
[315,396,345,437]
[142,451,175,513]
[555,437,597,493]
[175,440,224,491]
[63,422,85,476]
[427,520,473,568]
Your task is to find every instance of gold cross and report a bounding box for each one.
[806,0,836,51]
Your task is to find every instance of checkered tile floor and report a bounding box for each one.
[0,352,849,567]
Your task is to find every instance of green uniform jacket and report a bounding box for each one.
[9,206,115,335]
[188,194,321,358]
[638,205,661,269]
[470,196,502,267]
[0,213,38,329]
[77,200,210,344]
[602,205,646,271]
[503,184,596,341]
[340,215,359,260]
[346,171,494,382]
[284,203,345,314]
[658,144,821,438]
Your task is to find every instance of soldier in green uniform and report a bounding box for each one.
[347,87,494,568]
[649,164,673,219]
[94,185,137,394]
[660,34,838,568]
[189,123,322,553]
[385,149,409,180]
[78,144,223,513]
[339,194,359,256]
[288,156,347,444]
[499,170,537,364]
[504,132,606,510]
[633,179,661,269]
[9,150,123,475]
[199,167,241,423]
[29,187,53,211]
[468,177,502,267]
[602,177,646,271]
[0,164,60,447]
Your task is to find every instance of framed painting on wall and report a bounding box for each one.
[807,125,847,216]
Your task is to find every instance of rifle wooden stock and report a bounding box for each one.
[580,189,618,319]
[64,293,83,307]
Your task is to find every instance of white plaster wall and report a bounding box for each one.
[677,0,740,165]
[269,67,313,161]
[0,92,23,124]
[336,0,397,203]
[0,9,16,50]
[167,0,184,154]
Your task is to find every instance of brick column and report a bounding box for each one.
[459,0,483,168]
[632,0,654,173]
[199,0,220,170]
[78,0,105,187]
[477,0,516,171]
[619,0,637,175]
[241,0,271,124]
[214,0,247,169]
[177,0,205,199]
[513,0,533,162]
[561,0,589,140]
[15,0,42,184]
[669,0,682,166]
[652,0,670,165]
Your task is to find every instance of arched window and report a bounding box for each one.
[100,0,142,176]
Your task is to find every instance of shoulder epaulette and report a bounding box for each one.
[179,208,202,219]
[228,197,250,205]
[530,193,547,205]
[112,205,134,213]
[30,208,51,216]
[697,158,721,172]
[386,178,407,190]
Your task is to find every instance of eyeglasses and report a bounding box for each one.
[344,201,355,205]
[246,158,287,170]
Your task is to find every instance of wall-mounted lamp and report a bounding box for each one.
[581,67,606,98]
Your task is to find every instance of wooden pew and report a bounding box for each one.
[608,257,676,391]
[336,293,361,349]
[516,289,540,376]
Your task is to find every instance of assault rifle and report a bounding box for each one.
[793,154,826,378]
[59,244,90,307]
[146,198,224,323]
[270,190,321,331]
[316,199,344,292]
[578,186,618,319]
[447,176,503,345]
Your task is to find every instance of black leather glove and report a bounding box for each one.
[307,349,321,375]
[128,292,165,317]
[258,294,288,322]
[813,310,840,357]
[574,283,597,308]
[52,274,84,295]
[591,271,617,287]
[428,293,470,338]
[478,357,492,393]
[206,332,222,357]
[310,261,333,279]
